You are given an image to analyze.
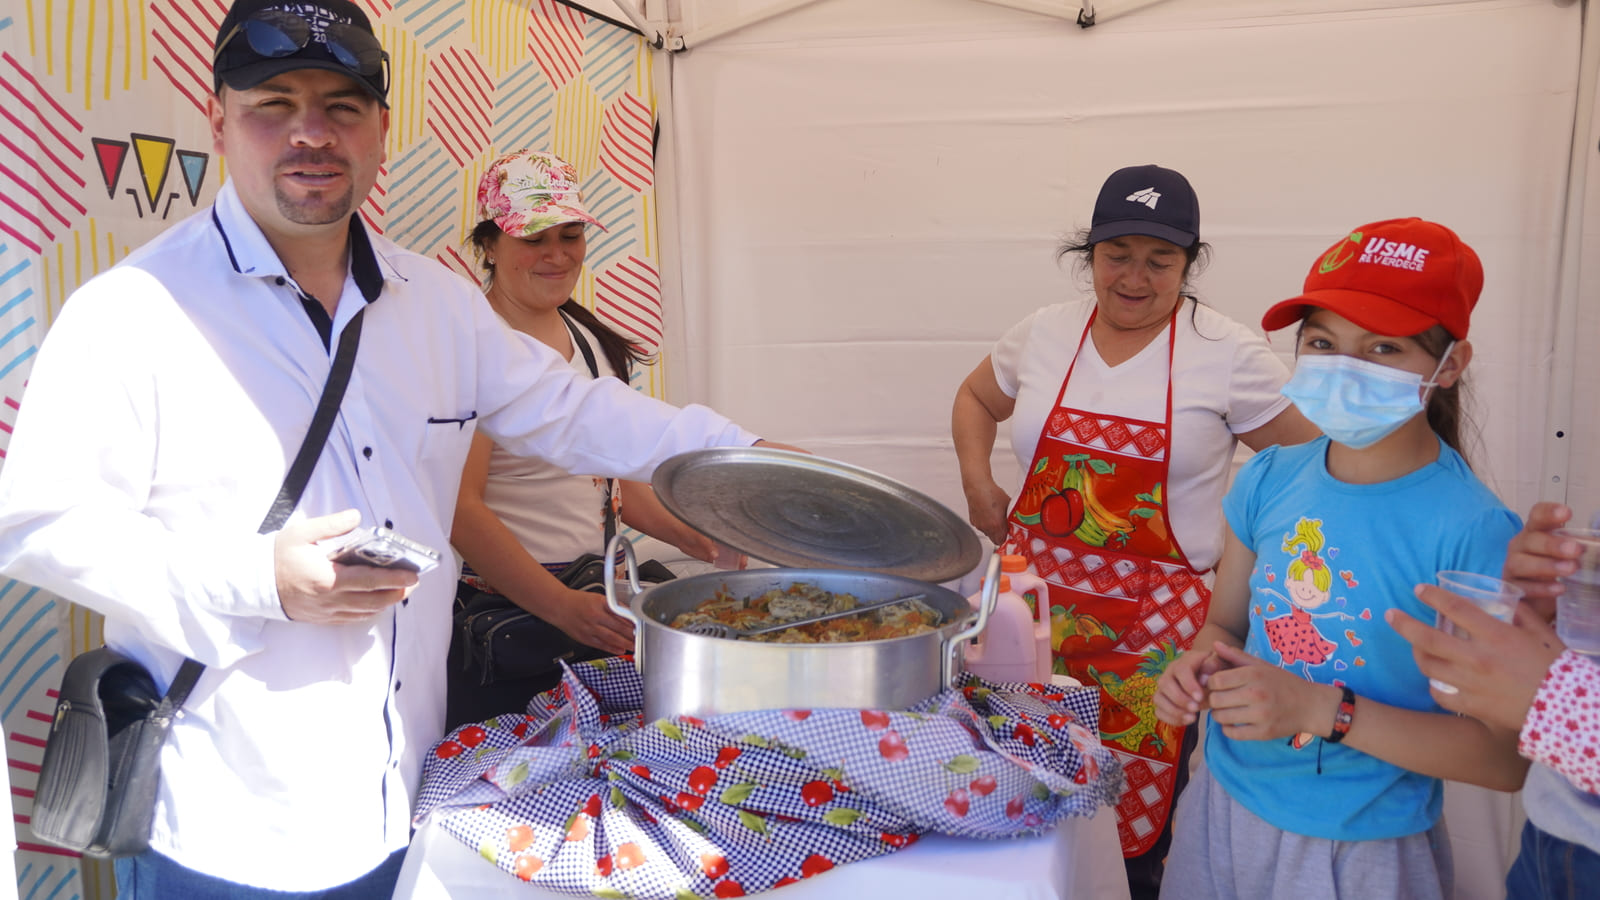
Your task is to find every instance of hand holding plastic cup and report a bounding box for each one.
[1553,527,1600,655]
[1430,570,1523,694]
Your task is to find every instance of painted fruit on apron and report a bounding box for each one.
[1005,308,1211,857]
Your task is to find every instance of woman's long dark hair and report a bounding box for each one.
[468,220,646,379]
[1055,227,1216,335]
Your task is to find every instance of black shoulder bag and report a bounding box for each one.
[451,313,676,689]
[31,310,365,858]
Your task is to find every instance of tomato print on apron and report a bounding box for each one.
[1003,307,1211,857]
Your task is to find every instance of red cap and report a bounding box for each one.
[1260,218,1482,340]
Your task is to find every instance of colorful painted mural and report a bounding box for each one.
[0,1,661,896]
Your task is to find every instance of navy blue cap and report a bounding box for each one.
[1087,165,1200,248]
[213,0,389,107]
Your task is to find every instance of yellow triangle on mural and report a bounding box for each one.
[131,133,177,210]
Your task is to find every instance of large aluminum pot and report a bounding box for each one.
[606,539,997,720]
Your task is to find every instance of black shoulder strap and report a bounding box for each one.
[561,310,602,380]
[159,657,206,715]
[167,308,367,707]
[560,311,618,548]
[260,309,367,533]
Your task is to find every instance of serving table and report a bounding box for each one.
[392,806,1130,900]
[402,452,1132,899]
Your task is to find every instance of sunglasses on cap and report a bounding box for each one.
[214,8,389,92]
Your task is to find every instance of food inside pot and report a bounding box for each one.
[669,582,943,642]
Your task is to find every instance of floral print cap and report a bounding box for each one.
[475,149,606,236]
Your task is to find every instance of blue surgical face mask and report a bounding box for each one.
[1281,344,1454,449]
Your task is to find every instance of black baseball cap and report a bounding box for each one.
[1086,164,1200,248]
[213,0,389,107]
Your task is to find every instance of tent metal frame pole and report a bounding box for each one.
[676,0,829,51]
[646,0,695,403]
[969,0,1176,27]
[970,0,1086,23]
[605,0,668,47]
[669,0,1175,49]
[1542,0,1599,504]
[1082,0,1181,25]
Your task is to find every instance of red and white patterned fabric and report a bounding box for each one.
[1520,650,1600,795]
[415,658,1122,898]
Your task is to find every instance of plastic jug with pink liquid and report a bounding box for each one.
[964,574,1045,684]
[1000,554,1052,676]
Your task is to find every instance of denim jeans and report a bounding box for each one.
[1505,820,1600,900]
[114,847,406,899]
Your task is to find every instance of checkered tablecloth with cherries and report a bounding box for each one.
[415,657,1122,898]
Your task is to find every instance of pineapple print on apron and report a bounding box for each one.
[1004,306,1211,857]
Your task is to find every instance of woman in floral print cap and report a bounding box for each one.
[476,149,603,236]
[445,149,724,727]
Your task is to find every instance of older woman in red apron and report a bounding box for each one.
[952,165,1317,899]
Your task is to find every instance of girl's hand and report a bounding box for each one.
[1205,643,1341,742]
[963,478,1012,546]
[1155,646,1230,726]
[1504,502,1579,621]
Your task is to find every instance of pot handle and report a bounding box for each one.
[603,535,645,669]
[943,552,1001,689]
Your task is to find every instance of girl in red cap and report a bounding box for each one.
[1154,219,1528,899]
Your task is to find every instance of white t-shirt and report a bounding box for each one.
[480,315,617,567]
[991,298,1293,571]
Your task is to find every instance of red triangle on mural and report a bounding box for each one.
[92,137,130,199]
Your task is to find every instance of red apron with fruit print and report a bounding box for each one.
[1003,306,1211,857]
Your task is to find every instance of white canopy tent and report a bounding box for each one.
[1,0,1595,896]
[628,0,1597,525]
[595,2,1597,896]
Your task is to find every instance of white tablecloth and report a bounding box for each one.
[393,809,1130,900]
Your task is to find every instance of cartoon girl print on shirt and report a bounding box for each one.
[1256,518,1355,679]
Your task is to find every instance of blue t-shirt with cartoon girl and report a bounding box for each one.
[1204,436,1521,841]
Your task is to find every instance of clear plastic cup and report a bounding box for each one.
[1430,570,1523,694]
[1554,528,1600,656]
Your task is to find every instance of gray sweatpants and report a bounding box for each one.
[1159,762,1453,900]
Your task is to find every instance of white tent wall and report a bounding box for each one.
[1569,7,1600,523]
[662,0,1588,895]
[666,0,1580,520]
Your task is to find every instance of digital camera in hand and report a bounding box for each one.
[326,527,440,574]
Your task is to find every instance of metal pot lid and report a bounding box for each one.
[651,447,982,584]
